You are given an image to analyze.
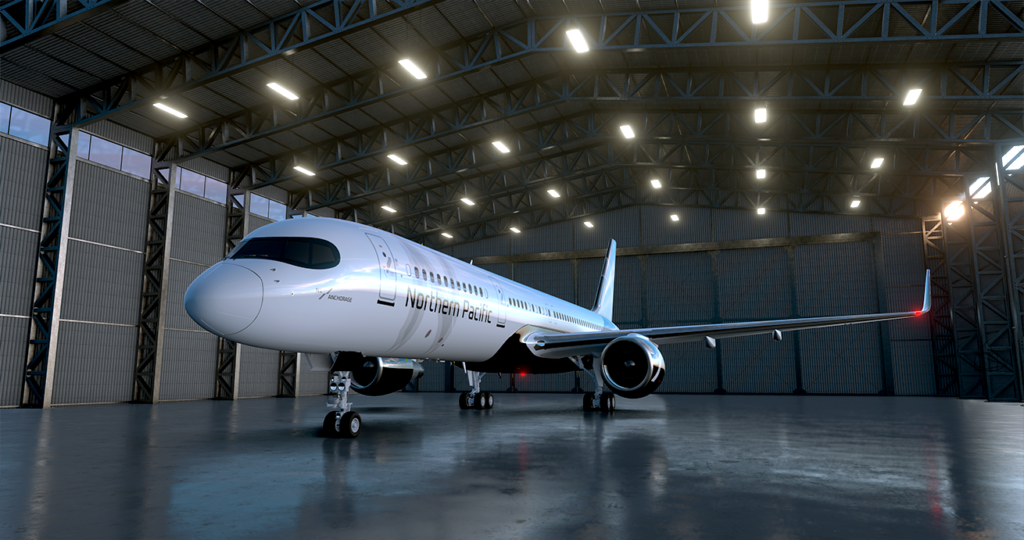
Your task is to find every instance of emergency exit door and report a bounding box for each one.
[365,233,397,306]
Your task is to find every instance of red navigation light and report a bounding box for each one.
[915,311,922,316]
[520,372,525,377]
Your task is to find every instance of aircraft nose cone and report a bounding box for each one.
[184,263,263,336]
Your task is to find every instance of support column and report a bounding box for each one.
[872,235,895,396]
[278,352,299,397]
[993,158,1024,401]
[134,163,178,403]
[22,122,79,408]
[215,183,249,400]
[922,216,961,397]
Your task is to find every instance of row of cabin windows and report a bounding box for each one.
[413,266,487,298]
[507,297,599,330]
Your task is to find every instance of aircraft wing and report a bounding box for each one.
[523,271,931,359]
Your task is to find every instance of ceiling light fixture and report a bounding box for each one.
[510,227,521,233]
[153,103,187,118]
[651,179,662,188]
[944,201,965,221]
[584,221,594,228]
[267,82,299,100]
[492,141,511,153]
[398,59,427,79]
[547,189,560,198]
[870,157,884,169]
[388,154,407,165]
[461,198,475,206]
[850,200,861,208]
[754,107,767,123]
[620,125,635,139]
[969,177,992,199]
[293,166,315,176]
[1002,145,1024,170]
[670,214,679,222]
[442,232,453,239]
[757,207,766,215]
[382,205,397,213]
[566,28,589,53]
[904,88,922,106]
[756,169,767,179]
[751,0,769,23]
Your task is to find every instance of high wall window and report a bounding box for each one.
[76,133,151,178]
[0,102,50,146]
[177,168,227,204]
[250,194,286,221]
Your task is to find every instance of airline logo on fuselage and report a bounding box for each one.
[404,287,492,324]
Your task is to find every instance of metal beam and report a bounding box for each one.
[215,182,250,400]
[22,119,79,408]
[59,0,1024,130]
[157,61,1024,163]
[52,0,437,126]
[995,156,1024,401]
[0,0,125,53]
[922,215,961,397]
[133,163,177,403]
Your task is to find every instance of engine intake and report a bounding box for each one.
[331,352,424,396]
[599,334,665,399]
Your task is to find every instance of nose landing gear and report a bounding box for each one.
[323,371,362,438]
[458,365,494,410]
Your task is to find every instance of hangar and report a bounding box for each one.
[1,0,1022,538]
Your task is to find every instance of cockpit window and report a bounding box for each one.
[230,237,340,269]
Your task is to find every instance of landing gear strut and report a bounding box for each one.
[576,356,615,412]
[324,371,362,438]
[458,365,493,410]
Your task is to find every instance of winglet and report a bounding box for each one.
[918,270,931,315]
[592,239,616,320]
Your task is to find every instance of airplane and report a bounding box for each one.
[184,216,931,438]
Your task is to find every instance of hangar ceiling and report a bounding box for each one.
[2,0,1023,249]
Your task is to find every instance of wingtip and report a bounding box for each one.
[920,270,932,314]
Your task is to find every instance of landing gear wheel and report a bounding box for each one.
[339,411,361,438]
[600,393,616,412]
[482,392,494,409]
[473,392,486,410]
[459,392,471,410]
[323,412,342,437]
[583,392,596,412]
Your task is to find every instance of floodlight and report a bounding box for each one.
[751,0,769,23]
[492,141,511,153]
[547,189,560,198]
[870,157,884,169]
[756,169,766,179]
[620,125,635,138]
[651,179,662,188]
[442,233,453,239]
[461,198,475,206]
[757,207,766,215]
[388,154,407,165]
[267,83,298,100]
[153,103,187,118]
[584,221,594,228]
[903,88,922,106]
[510,227,521,233]
[670,214,679,222]
[398,59,427,79]
[850,200,861,208]
[382,205,397,213]
[566,28,589,53]
[754,107,767,123]
[944,201,965,221]
[293,166,315,176]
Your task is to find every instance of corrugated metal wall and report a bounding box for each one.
[1,80,53,116]
[0,135,48,405]
[51,161,148,405]
[237,212,283,397]
[445,206,935,396]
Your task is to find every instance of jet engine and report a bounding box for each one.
[331,352,424,396]
[599,334,665,399]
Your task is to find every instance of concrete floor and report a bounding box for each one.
[2,393,1022,540]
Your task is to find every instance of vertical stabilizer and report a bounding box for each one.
[592,239,616,320]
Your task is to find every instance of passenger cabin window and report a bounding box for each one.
[415,267,420,279]
[443,276,449,287]
[230,237,339,269]
[430,272,435,283]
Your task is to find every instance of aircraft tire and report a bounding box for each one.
[459,392,471,410]
[339,411,362,438]
[322,412,342,437]
[600,393,616,412]
[482,392,494,409]
[583,392,596,412]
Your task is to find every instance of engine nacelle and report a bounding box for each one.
[331,352,424,396]
[599,334,666,399]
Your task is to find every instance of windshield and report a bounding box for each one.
[230,237,340,270]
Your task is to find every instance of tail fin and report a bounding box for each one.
[592,239,616,320]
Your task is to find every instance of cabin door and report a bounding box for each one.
[365,233,397,305]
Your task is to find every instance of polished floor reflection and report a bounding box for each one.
[2,394,1022,540]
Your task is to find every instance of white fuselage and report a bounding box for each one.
[184,217,615,362]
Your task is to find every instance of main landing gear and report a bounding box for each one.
[323,371,362,438]
[576,356,616,412]
[458,366,494,410]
